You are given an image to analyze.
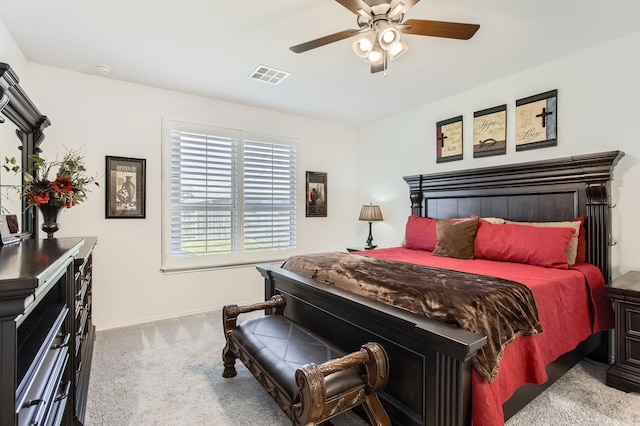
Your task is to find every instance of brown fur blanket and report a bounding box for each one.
[282,252,543,383]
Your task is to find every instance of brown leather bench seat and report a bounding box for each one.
[222,295,391,426]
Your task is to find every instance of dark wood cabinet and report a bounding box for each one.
[0,237,96,426]
[70,238,96,425]
[606,271,640,393]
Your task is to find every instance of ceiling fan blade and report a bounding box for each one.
[371,62,385,74]
[290,29,360,53]
[401,19,480,40]
[335,0,371,15]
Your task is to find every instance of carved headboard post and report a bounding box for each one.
[409,175,424,216]
[585,182,614,283]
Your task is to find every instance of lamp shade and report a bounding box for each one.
[377,22,401,51]
[359,204,383,222]
[353,32,376,58]
[388,39,408,61]
[365,43,384,65]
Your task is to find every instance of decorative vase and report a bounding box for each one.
[122,175,135,204]
[38,203,63,239]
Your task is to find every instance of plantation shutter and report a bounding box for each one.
[169,129,238,257]
[243,139,297,251]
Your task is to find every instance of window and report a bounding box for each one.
[162,120,297,270]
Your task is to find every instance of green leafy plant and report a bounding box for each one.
[3,148,99,208]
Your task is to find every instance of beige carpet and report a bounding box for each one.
[85,309,640,425]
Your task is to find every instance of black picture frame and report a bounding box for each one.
[515,89,558,151]
[305,171,327,217]
[436,115,463,163]
[473,104,507,158]
[105,156,146,218]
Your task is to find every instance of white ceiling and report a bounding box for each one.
[1,1,639,125]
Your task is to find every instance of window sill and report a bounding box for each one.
[160,258,286,274]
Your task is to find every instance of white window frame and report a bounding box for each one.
[161,118,298,271]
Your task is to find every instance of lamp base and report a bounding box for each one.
[365,221,376,249]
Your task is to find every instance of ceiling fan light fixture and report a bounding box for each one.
[353,32,376,58]
[289,0,480,75]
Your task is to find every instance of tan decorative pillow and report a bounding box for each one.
[504,220,581,266]
[432,217,479,260]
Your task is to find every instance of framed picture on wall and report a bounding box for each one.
[473,104,507,158]
[105,156,146,218]
[515,89,558,151]
[436,115,463,163]
[0,214,20,245]
[306,171,327,217]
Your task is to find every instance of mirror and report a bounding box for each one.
[0,62,51,238]
[0,121,23,231]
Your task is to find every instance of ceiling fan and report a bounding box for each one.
[290,0,480,74]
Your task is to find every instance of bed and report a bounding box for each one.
[256,150,624,426]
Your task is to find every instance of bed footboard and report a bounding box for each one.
[257,264,487,426]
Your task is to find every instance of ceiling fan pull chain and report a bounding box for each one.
[384,51,388,77]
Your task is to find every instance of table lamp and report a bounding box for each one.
[359,204,383,249]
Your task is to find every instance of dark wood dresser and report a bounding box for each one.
[0,237,96,426]
[606,271,640,393]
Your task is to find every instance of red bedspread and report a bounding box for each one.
[357,247,614,426]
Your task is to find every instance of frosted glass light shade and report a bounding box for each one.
[353,32,376,58]
[377,22,401,51]
[388,39,408,60]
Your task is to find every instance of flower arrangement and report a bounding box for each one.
[3,148,99,209]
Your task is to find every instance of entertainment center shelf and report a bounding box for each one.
[0,237,97,426]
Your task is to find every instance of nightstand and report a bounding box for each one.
[606,271,640,393]
[346,246,376,252]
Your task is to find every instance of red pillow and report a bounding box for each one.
[405,215,437,251]
[574,215,587,264]
[474,220,577,269]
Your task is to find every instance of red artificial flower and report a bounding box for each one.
[51,177,73,193]
[32,192,50,205]
[65,199,77,208]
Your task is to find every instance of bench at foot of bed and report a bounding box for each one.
[222,295,391,426]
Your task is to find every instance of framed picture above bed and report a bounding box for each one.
[436,115,463,163]
[473,104,507,158]
[305,171,327,217]
[515,89,558,151]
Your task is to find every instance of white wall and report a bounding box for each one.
[359,31,640,280]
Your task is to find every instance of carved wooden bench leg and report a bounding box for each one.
[221,295,286,378]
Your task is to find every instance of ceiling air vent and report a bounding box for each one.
[249,65,290,85]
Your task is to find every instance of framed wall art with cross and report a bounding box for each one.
[436,115,463,163]
[515,89,558,151]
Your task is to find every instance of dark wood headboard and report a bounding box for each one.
[403,151,624,283]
